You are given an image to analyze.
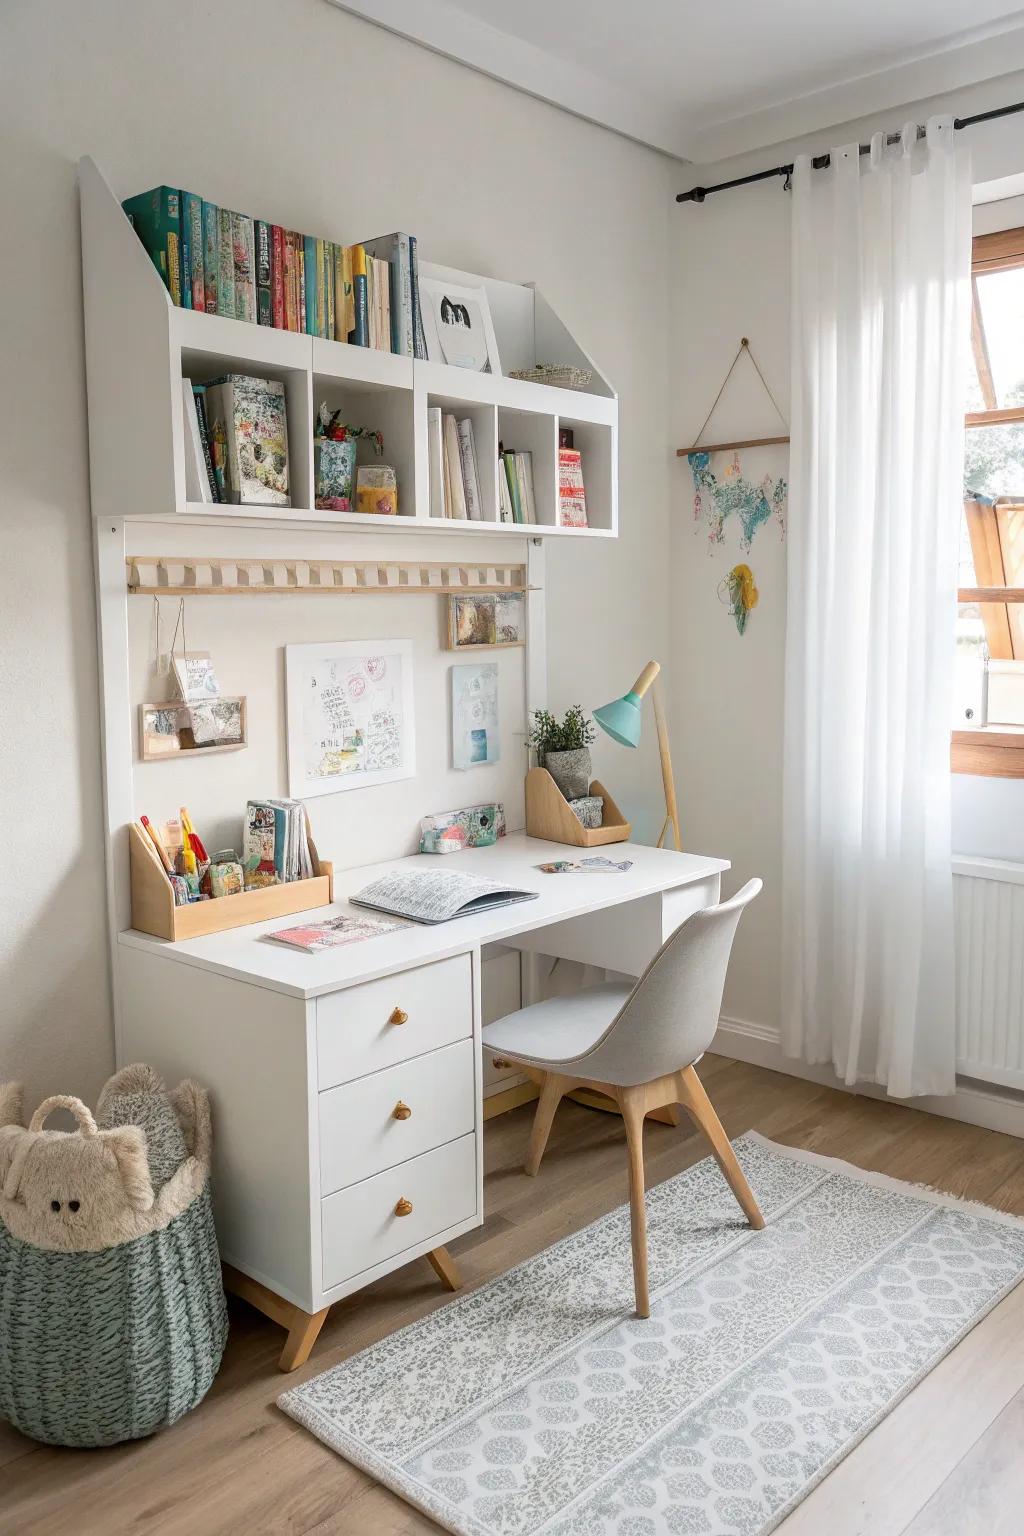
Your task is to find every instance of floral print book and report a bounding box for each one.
[205,373,290,506]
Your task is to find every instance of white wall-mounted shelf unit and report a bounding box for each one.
[79,157,618,539]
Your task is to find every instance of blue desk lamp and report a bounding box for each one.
[593,660,681,850]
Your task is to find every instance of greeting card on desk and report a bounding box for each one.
[266,912,401,952]
[351,868,537,925]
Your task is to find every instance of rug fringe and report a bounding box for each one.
[742,1130,1024,1230]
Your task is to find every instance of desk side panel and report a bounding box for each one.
[118,945,316,1310]
[509,877,721,977]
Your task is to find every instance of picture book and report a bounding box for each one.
[182,191,205,311]
[266,912,401,952]
[122,185,182,306]
[254,219,272,326]
[232,212,256,323]
[203,374,290,506]
[351,869,537,925]
[202,201,219,314]
[558,447,588,528]
[216,208,236,318]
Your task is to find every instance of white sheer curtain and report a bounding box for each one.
[782,118,971,1098]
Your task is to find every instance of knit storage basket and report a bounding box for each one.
[0,1065,228,1447]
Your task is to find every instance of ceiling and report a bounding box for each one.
[327,0,1024,162]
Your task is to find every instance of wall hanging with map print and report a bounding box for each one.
[678,337,789,633]
[285,637,415,798]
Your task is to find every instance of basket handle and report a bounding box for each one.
[29,1095,99,1136]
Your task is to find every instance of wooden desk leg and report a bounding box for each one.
[279,1307,331,1372]
[222,1263,331,1373]
[426,1245,462,1291]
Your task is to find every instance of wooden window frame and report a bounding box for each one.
[955,227,1024,778]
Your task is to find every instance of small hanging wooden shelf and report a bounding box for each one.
[126,557,528,596]
[676,338,790,457]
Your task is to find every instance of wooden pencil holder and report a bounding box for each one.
[129,822,334,941]
[524,767,631,847]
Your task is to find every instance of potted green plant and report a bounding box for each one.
[526,706,597,801]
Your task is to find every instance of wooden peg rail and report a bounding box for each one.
[126,557,528,597]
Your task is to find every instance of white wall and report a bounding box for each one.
[671,71,1024,1033]
[0,0,676,1107]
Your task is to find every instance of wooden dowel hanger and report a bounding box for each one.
[677,338,789,458]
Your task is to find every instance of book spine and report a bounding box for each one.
[166,229,182,308]
[504,452,523,524]
[325,242,336,342]
[216,209,235,319]
[201,201,219,314]
[350,245,368,346]
[298,240,306,332]
[457,419,482,520]
[342,246,355,341]
[183,192,204,311]
[333,245,346,342]
[427,407,444,518]
[303,236,317,335]
[192,385,219,501]
[444,414,468,519]
[233,213,256,323]
[557,448,588,527]
[203,382,232,501]
[282,234,296,331]
[122,186,181,303]
[270,225,285,328]
[254,219,272,325]
[409,233,427,361]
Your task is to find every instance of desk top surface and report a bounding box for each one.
[118,835,729,1000]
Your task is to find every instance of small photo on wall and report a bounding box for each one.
[452,662,500,770]
[447,592,525,650]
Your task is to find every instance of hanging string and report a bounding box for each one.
[169,596,187,664]
[690,338,788,449]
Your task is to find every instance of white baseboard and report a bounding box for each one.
[713,1016,1024,1140]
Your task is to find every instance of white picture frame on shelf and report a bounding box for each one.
[420,278,501,375]
[285,639,415,798]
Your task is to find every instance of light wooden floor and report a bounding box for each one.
[4,1052,1024,1536]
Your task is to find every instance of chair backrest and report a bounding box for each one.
[572,878,762,1087]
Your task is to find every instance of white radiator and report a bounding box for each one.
[954,857,1024,1090]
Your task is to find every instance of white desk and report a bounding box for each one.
[117,835,727,1367]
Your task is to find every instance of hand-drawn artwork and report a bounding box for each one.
[688,450,787,551]
[285,640,415,798]
[719,563,759,635]
[451,662,500,770]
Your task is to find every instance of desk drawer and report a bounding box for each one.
[316,954,472,1089]
[319,1038,475,1196]
[322,1133,477,1291]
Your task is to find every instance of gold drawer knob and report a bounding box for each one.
[394,1197,413,1217]
[393,1101,412,1121]
[492,1057,512,1070]
[388,1007,409,1026]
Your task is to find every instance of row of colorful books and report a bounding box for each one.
[122,186,426,355]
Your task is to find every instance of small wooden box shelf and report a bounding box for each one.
[524,767,631,847]
[129,822,334,941]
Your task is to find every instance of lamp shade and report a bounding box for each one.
[593,691,643,748]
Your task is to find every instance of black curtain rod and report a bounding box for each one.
[676,98,1024,204]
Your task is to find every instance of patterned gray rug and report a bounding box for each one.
[280,1133,1024,1536]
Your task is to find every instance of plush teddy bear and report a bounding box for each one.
[0,1068,210,1252]
[0,1064,227,1448]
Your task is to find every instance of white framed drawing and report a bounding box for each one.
[285,639,415,798]
[420,277,502,375]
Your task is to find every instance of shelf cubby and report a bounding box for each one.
[313,368,417,523]
[427,394,498,523]
[498,406,558,528]
[557,415,616,534]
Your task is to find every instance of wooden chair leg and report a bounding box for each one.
[425,1244,462,1291]
[677,1065,765,1229]
[525,1072,574,1176]
[619,1088,651,1319]
[278,1306,330,1372]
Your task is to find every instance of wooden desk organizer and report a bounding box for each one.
[129,822,334,941]
[525,767,631,847]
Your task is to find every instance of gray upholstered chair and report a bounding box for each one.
[482,879,764,1317]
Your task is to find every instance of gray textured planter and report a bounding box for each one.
[544,747,591,801]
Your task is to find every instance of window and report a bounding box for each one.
[954,225,1024,777]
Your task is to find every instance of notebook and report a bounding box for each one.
[351,869,538,925]
[266,913,400,952]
